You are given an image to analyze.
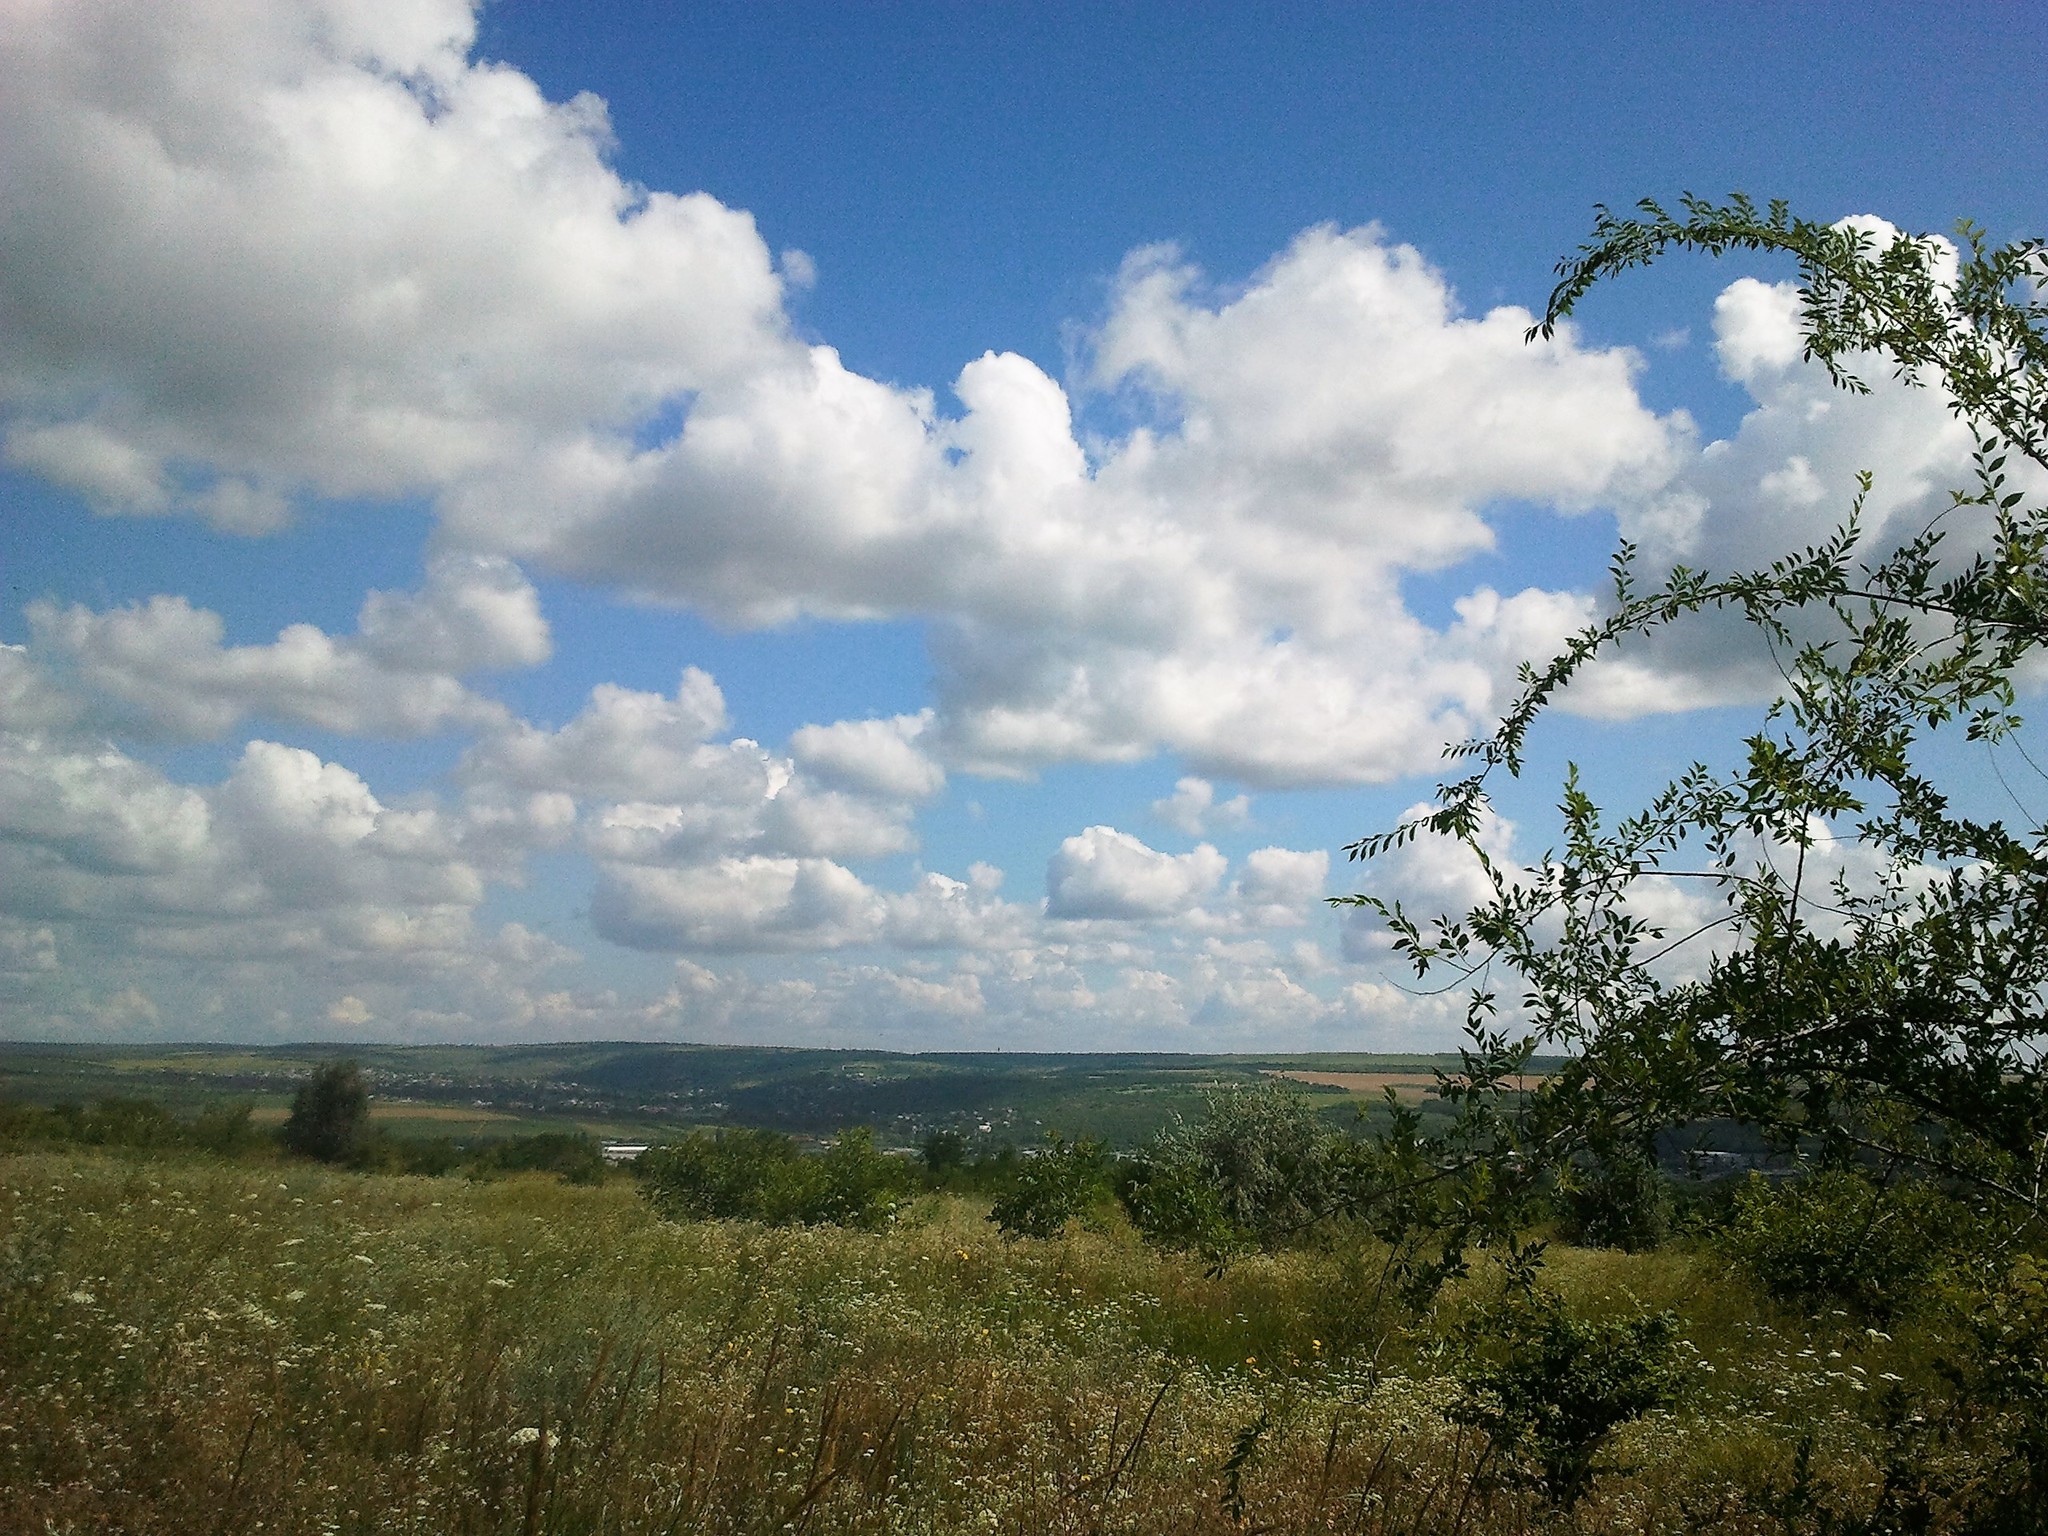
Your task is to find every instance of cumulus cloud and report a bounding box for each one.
[0,0,790,526]
[1152,776,1250,836]
[27,554,545,738]
[1339,802,1522,963]
[789,712,944,800]
[1230,847,1330,924]
[1045,826,1227,920]
[0,2,1695,787]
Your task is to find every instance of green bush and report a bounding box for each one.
[1447,1288,1686,1509]
[988,1135,1108,1239]
[1120,1085,1339,1257]
[471,1131,606,1185]
[1557,1145,1671,1252]
[1721,1169,1954,1319]
[639,1125,904,1229]
[0,1096,262,1157]
[918,1128,967,1176]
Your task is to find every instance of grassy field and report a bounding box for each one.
[0,1145,1960,1535]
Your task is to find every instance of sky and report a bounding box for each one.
[2,0,2044,1051]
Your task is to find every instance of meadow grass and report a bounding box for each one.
[0,1150,1926,1533]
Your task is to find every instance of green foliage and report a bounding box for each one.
[1340,197,2048,1306]
[987,1134,1108,1238]
[1447,1288,1687,1509]
[0,1096,261,1157]
[1722,1170,1958,1320]
[469,1130,607,1185]
[1122,1085,1341,1259]
[918,1126,967,1174]
[638,1125,904,1229]
[1556,1144,1671,1252]
[280,1059,370,1165]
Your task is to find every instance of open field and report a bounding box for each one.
[0,1145,1964,1534]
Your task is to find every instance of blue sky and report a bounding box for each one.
[1,0,2042,1050]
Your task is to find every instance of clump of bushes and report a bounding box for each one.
[1120,1084,1342,1259]
[1555,1143,1671,1252]
[0,1095,263,1157]
[1720,1169,1960,1319]
[987,1134,1110,1238]
[468,1130,607,1185]
[638,1125,905,1229]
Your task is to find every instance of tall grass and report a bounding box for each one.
[0,1150,1921,1533]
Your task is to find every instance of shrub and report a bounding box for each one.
[1121,1085,1339,1257]
[988,1135,1108,1239]
[1721,1169,1954,1319]
[1447,1288,1686,1509]
[280,1060,370,1165]
[472,1131,606,1185]
[639,1125,904,1229]
[0,1096,263,1157]
[1557,1144,1670,1251]
[918,1128,967,1176]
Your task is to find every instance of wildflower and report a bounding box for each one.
[510,1427,542,1447]
[66,1289,94,1306]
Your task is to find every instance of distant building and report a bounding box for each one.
[600,1142,650,1165]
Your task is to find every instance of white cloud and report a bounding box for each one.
[1045,826,1227,920]
[592,856,884,953]
[789,711,944,800]
[463,668,738,803]
[1231,846,1330,923]
[1339,801,1522,962]
[27,555,545,739]
[1152,776,1250,836]
[0,0,790,526]
[1,3,1693,787]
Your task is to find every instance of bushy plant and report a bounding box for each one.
[639,1125,904,1229]
[471,1130,606,1185]
[1121,1085,1339,1258]
[1447,1287,1686,1509]
[1721,1169,1953,1319]
[988,1134,1108,1238]
[918,1127,967,1175]
[0,1096,262,1157]
[1557,1144,1671,1252]
[280,1059,370,1165]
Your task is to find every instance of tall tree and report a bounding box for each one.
[280,1059,370,1164]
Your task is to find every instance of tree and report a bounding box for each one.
[280,1058,370,1164]
[1340,196,2048,1284]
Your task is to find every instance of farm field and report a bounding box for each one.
[0,1145,1974,1535]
